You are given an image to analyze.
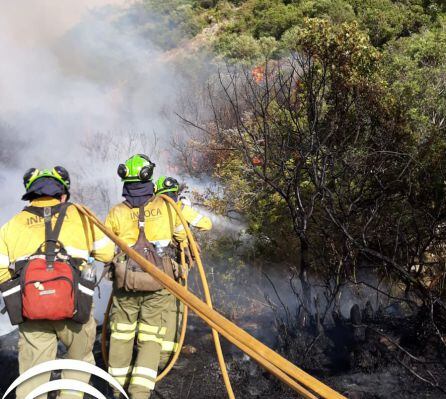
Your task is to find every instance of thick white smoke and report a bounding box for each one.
[0,0,188,222]
[0,0,202,334]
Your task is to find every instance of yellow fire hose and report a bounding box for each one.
[76,201,346,399]
[157,251,189,381]
[161,196,235,398]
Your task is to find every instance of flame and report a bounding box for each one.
[251,155,263,166]
[252,66,265,83]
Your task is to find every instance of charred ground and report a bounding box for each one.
[1,298,445,399]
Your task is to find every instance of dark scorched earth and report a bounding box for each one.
[0,302,445,399]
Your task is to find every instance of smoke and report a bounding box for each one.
[0,0,195,222]
[0,1,393,343]
[1,1,128,42]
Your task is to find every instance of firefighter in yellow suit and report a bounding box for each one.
[0,167,115,399]
[105,155,187,399]
[155,176,212,232]
[154,176,212,368]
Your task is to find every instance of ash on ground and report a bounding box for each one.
[1,301,445,399]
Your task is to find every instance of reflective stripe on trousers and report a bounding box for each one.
[60,391,84,398]
[137,323,166,344]
[161,340,178,352]
[108,366,132,386]
[130,366,157,390]
[111,321,137,341]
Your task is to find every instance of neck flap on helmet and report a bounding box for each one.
[122,181,155,208]
[22,177,68,201]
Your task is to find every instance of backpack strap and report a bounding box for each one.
[45,203,69,266]
[23,202,70,267]
[136,195,158,239]
[121,197,156,239]
[24,202,65,218]
[138,204,145,231]
[132,203,147,246]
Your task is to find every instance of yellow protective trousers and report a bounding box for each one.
[108,288,180,399]
[16,314,96,399]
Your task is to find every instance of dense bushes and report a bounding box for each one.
[121,0,446,390]
[176,14,446,338]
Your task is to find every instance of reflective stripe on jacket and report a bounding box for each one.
[105,196,186,248]
[179,201,212,232]
[0,197,115,284]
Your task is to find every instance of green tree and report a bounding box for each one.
[190,18,390,315]
[351,0,429,46]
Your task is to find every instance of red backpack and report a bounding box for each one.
[21,203,76,320]
[0,203,95,325]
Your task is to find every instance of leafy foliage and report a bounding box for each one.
[133,0,446,385]
[123,0,208,49]
[179,15,446,340]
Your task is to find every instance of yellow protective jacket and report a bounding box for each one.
[178,197,212,232]
[0,198,115,284]
[105,196,187,248]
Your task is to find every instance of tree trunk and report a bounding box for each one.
[299,237,312,327]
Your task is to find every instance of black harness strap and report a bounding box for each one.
[24,202,70,267]
[138,204,146,234]
[44,206,54,263]
[46,204,69,266]
[23,202,72,218]
[24,202,65,217]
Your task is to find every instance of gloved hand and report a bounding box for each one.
[179,195,191,207]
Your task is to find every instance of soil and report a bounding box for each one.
[0,309,445,399]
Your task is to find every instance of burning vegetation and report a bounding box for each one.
[0,0,446,398]
[173,16,446,399]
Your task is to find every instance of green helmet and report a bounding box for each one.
[23,166,71,191]
[117,154,155,182]
[156,176,179,194]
